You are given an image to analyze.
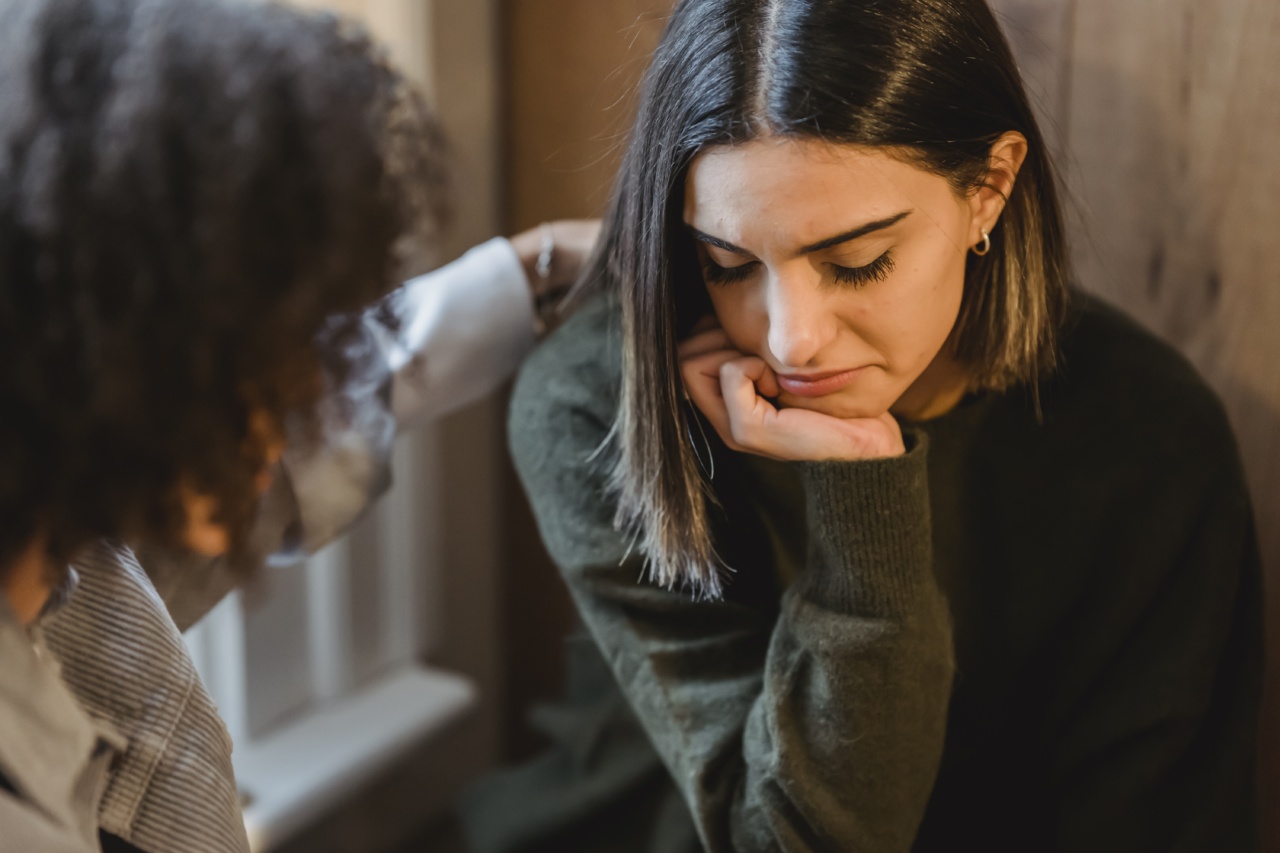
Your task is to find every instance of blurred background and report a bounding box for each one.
[180,1,1279,850]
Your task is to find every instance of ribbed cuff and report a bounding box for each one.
[796,428,932,615]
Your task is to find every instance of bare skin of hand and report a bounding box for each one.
[678,318,906,462]
[508,219,601,300]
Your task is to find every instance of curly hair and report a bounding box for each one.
[0,0,450,574]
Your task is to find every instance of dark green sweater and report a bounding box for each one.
[491,292,1261,853]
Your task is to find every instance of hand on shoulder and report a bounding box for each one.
[508,219,601,300]
[679,318,905,462]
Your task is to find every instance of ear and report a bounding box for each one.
[967,131,1028,248]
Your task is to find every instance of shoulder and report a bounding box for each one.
[508,293,635,567]
[509,291,622,473]
[1046,292,1240,471]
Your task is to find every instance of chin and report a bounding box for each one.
[776,391,893,421]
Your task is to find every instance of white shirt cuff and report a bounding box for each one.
[389,236,536,426]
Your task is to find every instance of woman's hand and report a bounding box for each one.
[678,319,905,462]
[509,219,601,300]
[509,219,601,336]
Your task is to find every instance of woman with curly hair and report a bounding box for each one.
[0,0,592,850]
[482,0,1264,850]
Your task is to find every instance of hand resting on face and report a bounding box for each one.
[678,316,906,462]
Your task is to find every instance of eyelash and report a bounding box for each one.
[699,260,754,286]
[832,251,895,287]
[700,251,896,289]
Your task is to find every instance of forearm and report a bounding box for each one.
[730,449,954,851]
[282,224,596,553]
[280,237,534,554]
[136,238,534,619]
[545,444,953,851]
[385,237,535,427]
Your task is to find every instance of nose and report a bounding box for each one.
[764,266,836,370]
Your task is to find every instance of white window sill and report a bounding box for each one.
[234,665,476,852]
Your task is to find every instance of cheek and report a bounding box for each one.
[705,287,763,353]
[929,248,968,331]
[180,488,231,556]
[866,250,966,366]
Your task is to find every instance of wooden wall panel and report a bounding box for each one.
[503,0,675,228]
[994,0,1280,833]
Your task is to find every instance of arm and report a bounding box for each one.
[133,238,532,627]
[281,237,536,555]
[1047,448,1262,852]
[510,311,955,852]
[282,220,597,555]
[147,224,597,627]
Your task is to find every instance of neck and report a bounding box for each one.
[892,348,972,422]
[2,537,54,626]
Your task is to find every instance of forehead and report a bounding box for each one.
[683,137,955,242]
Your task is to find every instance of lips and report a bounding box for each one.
[776,366,867,397]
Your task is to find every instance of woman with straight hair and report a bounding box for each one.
[476,0,1263,850]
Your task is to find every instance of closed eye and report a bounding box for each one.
[830,251,894,288]
[700,258,757,286]
[701,251,895,287]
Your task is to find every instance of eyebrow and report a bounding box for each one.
[685,210,913,256]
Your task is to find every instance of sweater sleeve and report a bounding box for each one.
[509,313,955,852]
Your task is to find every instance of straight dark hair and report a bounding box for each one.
[585,0,1070,597]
